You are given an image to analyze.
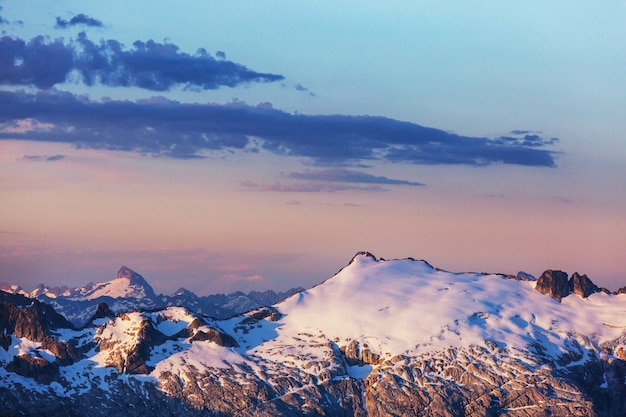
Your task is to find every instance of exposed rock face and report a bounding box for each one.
[189,327,238,347]
[95,311,168,374]
[535,270,570,301]
[340,340,381,366]
[569,272,600,298]
[0,292,81,383]
[535,270,602,301]
[0,292,74,340]
[363,346,610,417]
[86,302,116,326]
[6,354,59,383]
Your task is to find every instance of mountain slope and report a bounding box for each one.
[262,252,624,357]
[1,252,626,416]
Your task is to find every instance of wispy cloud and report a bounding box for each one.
[0,33,284,90]
[55,13,104,29]
[241,180,388,193]
[0,90,559,166]
[288,168,424,186]
[20,154,65,162]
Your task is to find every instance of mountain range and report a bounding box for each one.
[0,266,303,327]
[1,252,626,416]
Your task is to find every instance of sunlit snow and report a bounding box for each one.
[3,253,626,400]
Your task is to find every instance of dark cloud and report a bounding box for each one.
[0,90,558,166]
[0,33,284,90]
[55,13,104,29]
[0,36,74,89]
[20,154,65,162]
[288,168,424,186]
[496,134,558,148]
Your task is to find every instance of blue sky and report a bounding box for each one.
[1,1,625,294]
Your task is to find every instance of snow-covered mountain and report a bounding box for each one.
[1,266,302,326]
[1,252,626,416]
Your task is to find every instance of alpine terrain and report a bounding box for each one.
[0,266,302,327]
[1,252,626,416]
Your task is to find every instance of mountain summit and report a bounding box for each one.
[2,252,626,416]
[113,266,156,299]
[77,266,156,300]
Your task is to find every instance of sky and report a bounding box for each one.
[1,1,625,296]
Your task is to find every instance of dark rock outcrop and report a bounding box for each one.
[340,340,381,366]
[536,270,602,301]
[536,270,570,301]
[0,292,74,340]
[85,302,116,327]
[6,354,58,383]
[0,292,80,364]
[569,272,600,298]
[189,327,239,347]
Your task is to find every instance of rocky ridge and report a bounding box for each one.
[1,252,626,416]
[1,266,303,326]
[535,270,605,301]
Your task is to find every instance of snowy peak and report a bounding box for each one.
[269,252,626,360]
[116,266,155,296]
[0,283,28,296]
[117,266,139,282]
[76,266,156,301]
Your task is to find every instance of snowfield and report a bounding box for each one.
[246,253,626,360]
[2,252,626,416]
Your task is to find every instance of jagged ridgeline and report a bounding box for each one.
[1,266,303,327]
[1,252,626,416]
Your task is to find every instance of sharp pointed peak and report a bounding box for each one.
[117,266,138,279]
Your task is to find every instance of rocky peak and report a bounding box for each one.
[536,270,601,301]
[85,302,116,327]
[350,251,377,264]
[117,266,142,284]
[0,292,74,343]
[535,270,570,301]
[569,272,600,298]
[95,312,167,374]
[169,287,200,303]
[115,266,156,298]
[171,287,194,297]
[516,271,536,281]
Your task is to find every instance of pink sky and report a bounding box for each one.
[1,139,624,295]
[1,1,625,295]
